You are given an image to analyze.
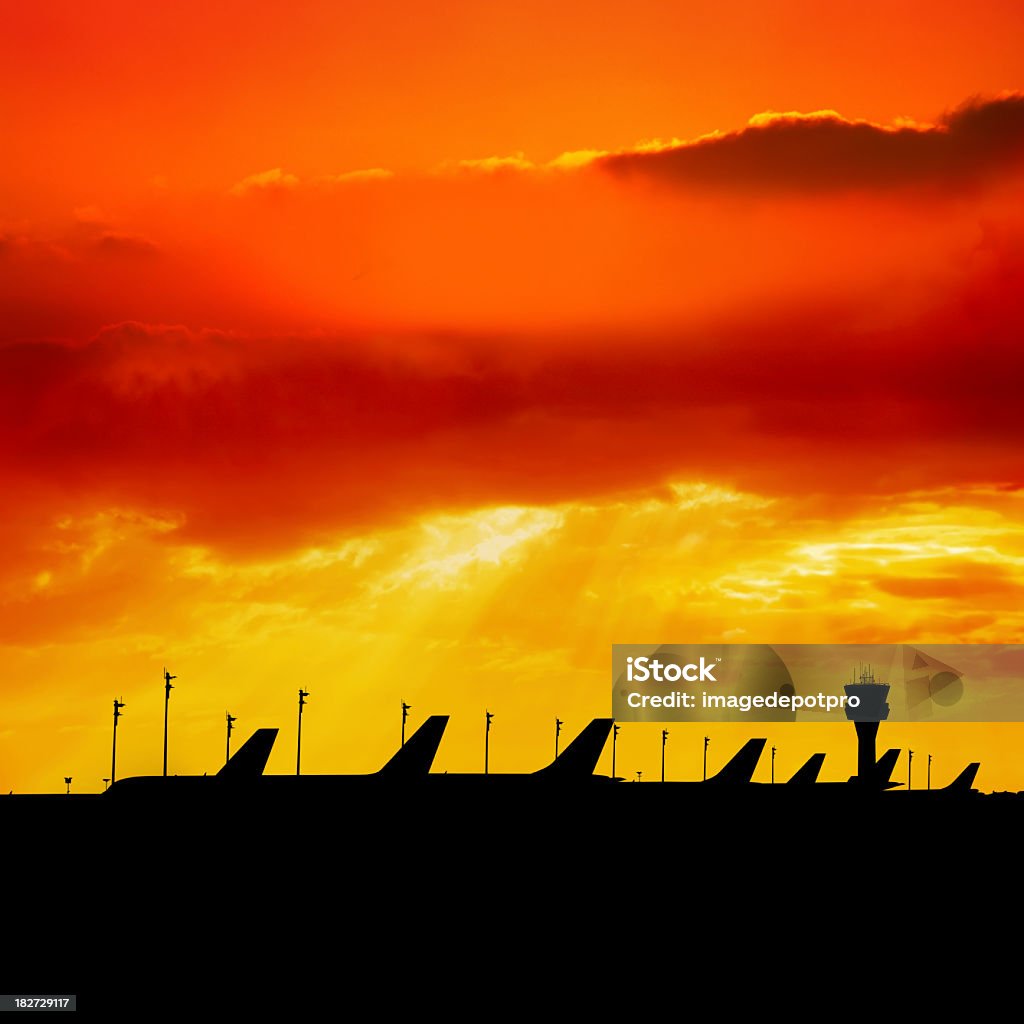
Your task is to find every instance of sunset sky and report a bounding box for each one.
[3,1,1024,792]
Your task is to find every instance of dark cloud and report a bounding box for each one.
[1,232,1022,556]
[93,232,161,258]
[599,95,1024,192]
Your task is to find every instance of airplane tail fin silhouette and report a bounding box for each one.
[533,719,613,778]
[873,748,900,789]
[705,738,766,784]
[216,729,278,779]
[788,753,825,785]
[943,763,980,793]
[849,748,901,788]
[377,716,450,778]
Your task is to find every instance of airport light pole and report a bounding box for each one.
[635,770,642,783]
[401,701,411,747]
[297,689,310,775]
[111,698,126,784]
[226,712,237,766]
[64,777,72,795]
[612,723,620,780]
[908,749,914,791]
[771,745,776,785]
[928,754,932,791]
[703,736,710,781]
[162,667,176,778]
[661,729,668,782]
[555,718,563,759]
[485,710,493,774]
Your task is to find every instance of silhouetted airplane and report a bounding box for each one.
[623,738,767,788]
[414,718,616,787]
[885,762,980,799]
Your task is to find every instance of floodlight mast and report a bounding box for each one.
[163,668,176,778]
[297,689,310,775]
[226,712,237,766]
[111,698,126,783]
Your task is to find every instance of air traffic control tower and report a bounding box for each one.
[844,668,890,783]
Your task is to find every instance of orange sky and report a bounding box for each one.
[2,2,1024,793]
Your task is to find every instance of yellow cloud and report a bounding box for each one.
[229,167,300,196]
[547,148,608,169]
[451,153,535,173]
[322,168,394,184]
